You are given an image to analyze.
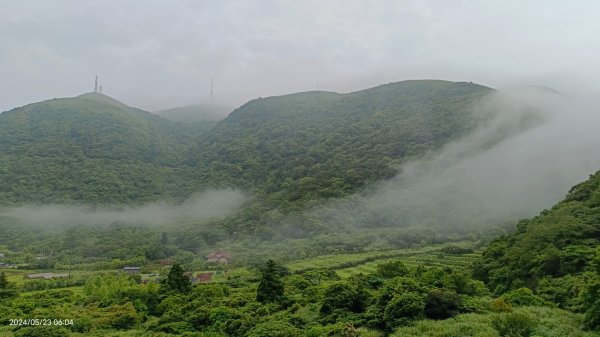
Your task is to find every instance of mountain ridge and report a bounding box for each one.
[0,80,495,208]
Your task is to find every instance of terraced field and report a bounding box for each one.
[336,251,481,278]
[285,242,481,277]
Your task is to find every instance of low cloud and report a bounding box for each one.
[299,87,600,233]
[1,189,247,228]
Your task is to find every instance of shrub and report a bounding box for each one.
[384,292,425,329]
[491,312,536,337]
[155,321,194,334]
[492,298,513,313]
[458,296,488,313]
[582,278,600,330]
[246,320,302,337]
[424,289,461,319]
[70,315,93,333]
[584,300,600,331]
[14,326,70,337]
[500,288,544,307]
[106,302,140,329]
[320,282,369,316]
[376,260,409,278]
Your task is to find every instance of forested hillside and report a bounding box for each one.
[0,93,207,205]
[0,80,492,209]
[475,170,600,328]
[189,80,493,210]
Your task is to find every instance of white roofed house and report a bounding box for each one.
[25,273,69,280]
[122,266,141,274]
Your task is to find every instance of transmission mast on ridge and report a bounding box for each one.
[94,75,99,93]
[210,78,214,96]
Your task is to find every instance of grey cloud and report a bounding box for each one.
[2,1,600,112]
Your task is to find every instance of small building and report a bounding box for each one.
[25,273,69,280]
[122,266,141,274]
[197,272,213,282]
[205,251,230,264]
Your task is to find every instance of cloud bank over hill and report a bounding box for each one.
[3,2,600,113]
[300,88,600,233]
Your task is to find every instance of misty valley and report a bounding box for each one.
[2,80,600,337]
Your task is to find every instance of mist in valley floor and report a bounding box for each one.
[0,189,247,229]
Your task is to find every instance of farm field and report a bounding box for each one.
[286,241,479,274]
[336,251,481,278]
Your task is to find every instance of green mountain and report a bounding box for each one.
[189,80,494,210]
[0,93,204,205]
[0,80,493,209]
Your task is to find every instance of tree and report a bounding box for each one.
[500,287,544,307]
[162,264,191,294]
[376,260,408,278]
[320,281,369,316]
[582,278,600,330]
[0,271,16,299]
[0,271,8,289]
[592,247,600,273]
[160,232,169,245]
[256,259,284,303]
[383,292,425,329]
[424,289,461,319]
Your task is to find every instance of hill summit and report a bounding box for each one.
[0,92,203,204]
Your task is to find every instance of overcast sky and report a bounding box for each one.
[1,0,599,112]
